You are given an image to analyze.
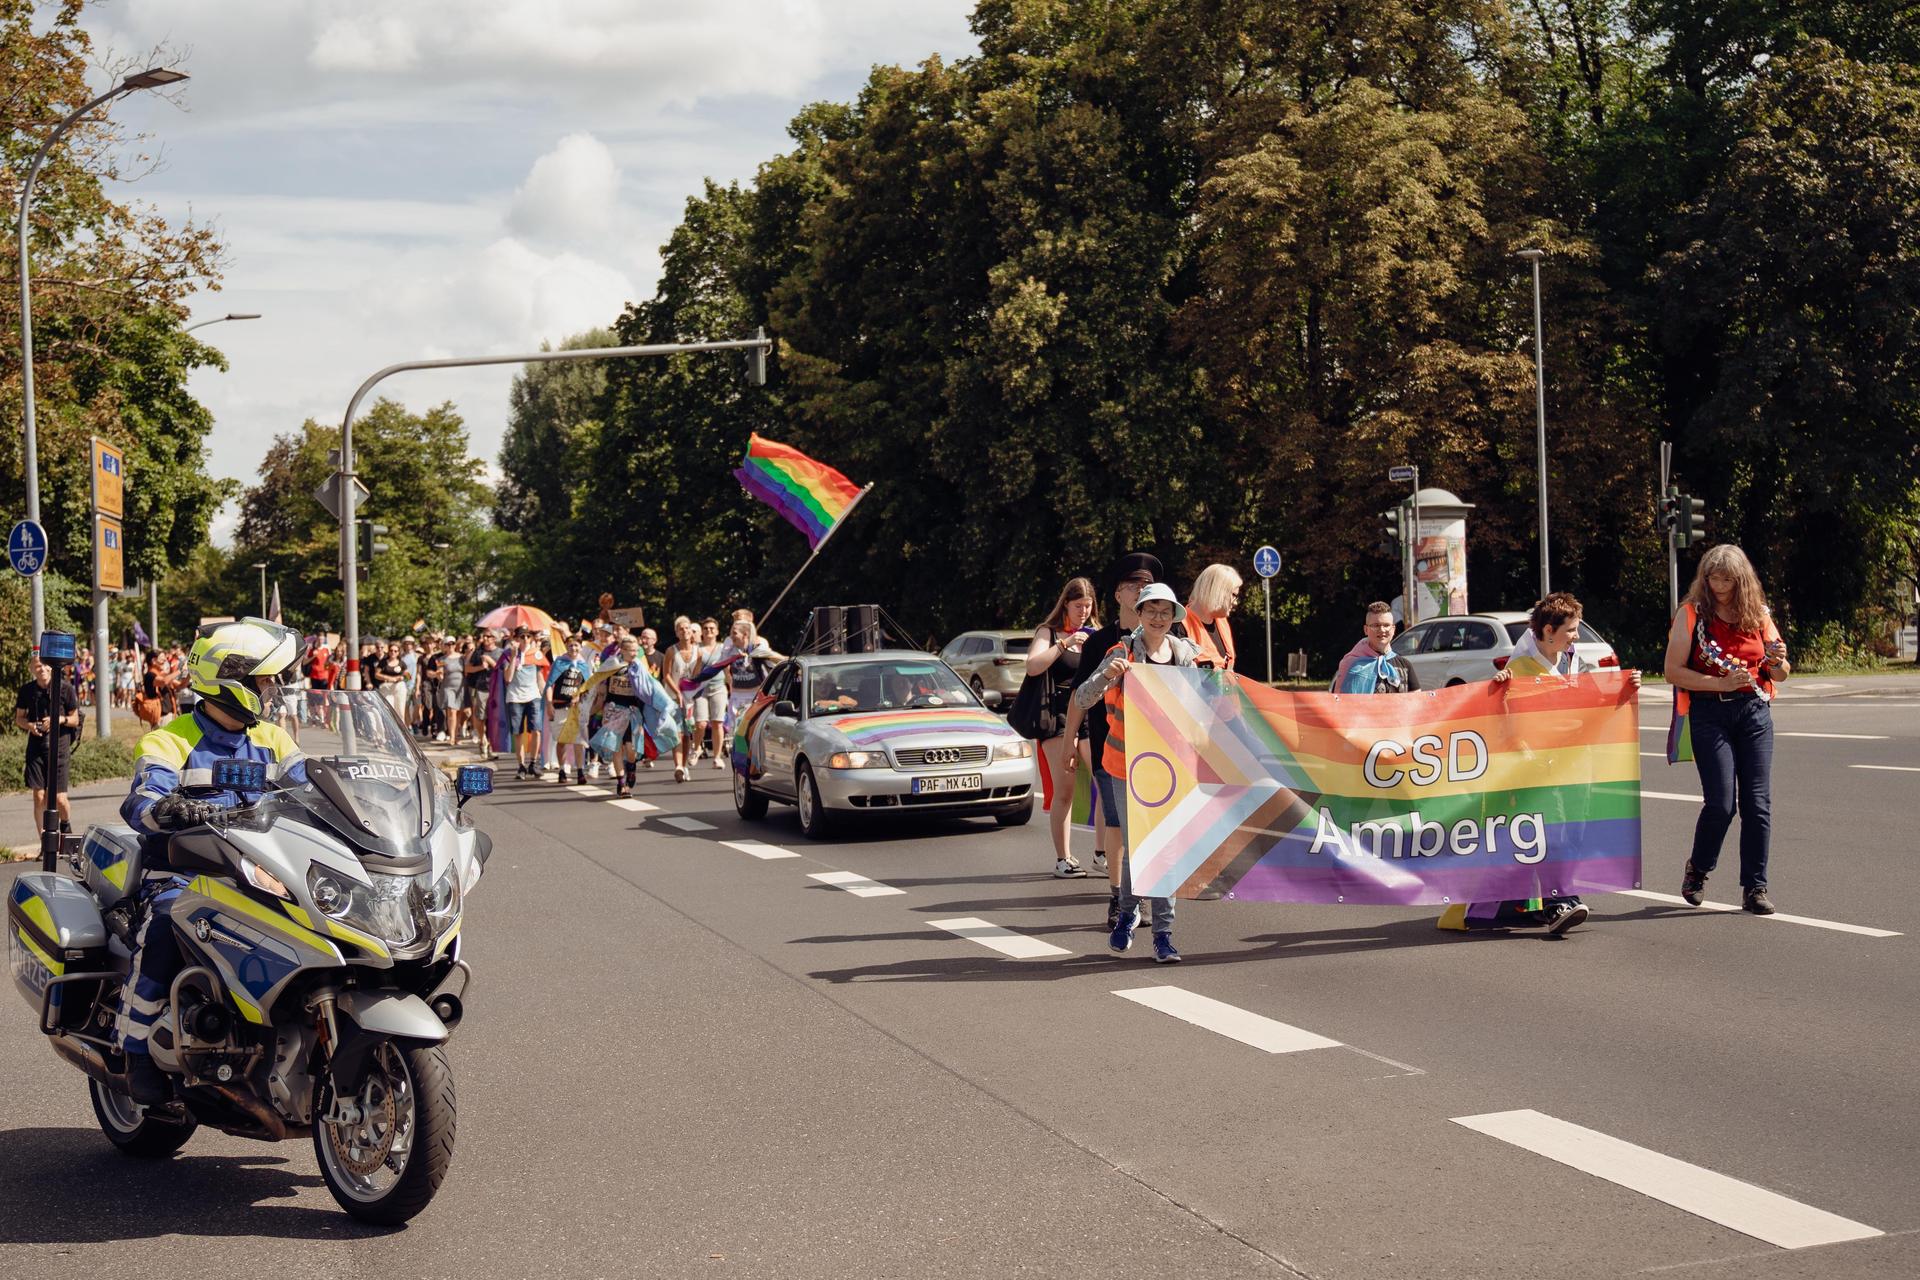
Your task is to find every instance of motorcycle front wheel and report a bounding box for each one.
[89,1077,196,1157]
[313,1040,456,1224]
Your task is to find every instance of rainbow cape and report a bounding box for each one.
[733,433,865,549]
[1122,669,1643,905]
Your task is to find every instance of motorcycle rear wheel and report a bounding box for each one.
[89,1078,197,1157]
[313,1041,456,1225]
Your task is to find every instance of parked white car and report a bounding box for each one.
[1389,612,1621,687]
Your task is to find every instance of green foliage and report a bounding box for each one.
[0,727,136,796]
[230,400,503,637]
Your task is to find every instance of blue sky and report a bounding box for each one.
[85,0,980,539]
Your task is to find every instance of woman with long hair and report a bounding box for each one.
[1027,576,1101,877]
[1184,564,1242,670]
[1663,544,1791,914]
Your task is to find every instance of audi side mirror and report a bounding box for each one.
[773,700,799,720]
[980,689,1003,709]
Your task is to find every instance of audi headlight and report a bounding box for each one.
[305,866,422,948]
[994,740,1034,760]
[825,751,885,769]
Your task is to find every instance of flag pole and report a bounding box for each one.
[759,484,873,632]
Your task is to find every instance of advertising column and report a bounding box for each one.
[1409,488,1474,622]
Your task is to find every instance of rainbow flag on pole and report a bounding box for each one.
[733,433,867,549]
[1122,669,1643,905]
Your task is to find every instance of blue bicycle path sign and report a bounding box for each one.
[1253,545,1281,579]
[8,520,49,576]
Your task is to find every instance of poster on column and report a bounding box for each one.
[1122,668,1642,905]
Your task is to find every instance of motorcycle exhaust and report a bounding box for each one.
[48,1034,116,1087]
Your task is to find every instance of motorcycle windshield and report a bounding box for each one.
[297,691,443,854]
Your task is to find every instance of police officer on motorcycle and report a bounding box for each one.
[117,618,308,1104]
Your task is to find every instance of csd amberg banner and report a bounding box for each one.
[1122,669,1643,906]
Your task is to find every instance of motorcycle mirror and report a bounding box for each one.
[456,765,494,807]
[212,758,268,792]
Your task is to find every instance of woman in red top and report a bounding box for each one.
[1662,544,1791,914]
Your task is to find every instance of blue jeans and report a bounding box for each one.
[1687,694,1774,889]
[504,699,543,736]
[1095,767,1174,934]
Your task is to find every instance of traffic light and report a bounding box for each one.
[1680,493,1706,547]
[359,520,391,563]
[1660,486,1679,539]
[1378,507,1402,558]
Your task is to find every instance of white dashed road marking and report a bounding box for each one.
[567,785,604,796]
[608,797,657,812]
[808,870,905,898]
[1641,791,1704,802]
[720,840,803,860]
[1452,1109,1883,1250]
[1851,764,1920,773]
[928,917,1070,959]
[1616,891,1901,938]
[1113,986,1342,1054]
[656,815,717,832]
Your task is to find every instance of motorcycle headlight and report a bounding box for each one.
[305,866,422,948]
[427,865,461,933]
[994,740,1034,760]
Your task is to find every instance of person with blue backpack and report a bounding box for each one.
[1330,601,1421,694]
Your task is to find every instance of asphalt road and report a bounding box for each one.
[3,678,1917,1278]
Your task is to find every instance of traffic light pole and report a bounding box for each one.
[334,334,772,688]
[1661,441,1678,615]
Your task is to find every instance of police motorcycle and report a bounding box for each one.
[7,689,494,1224]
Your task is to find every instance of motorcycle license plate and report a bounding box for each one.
[911,773,982,795]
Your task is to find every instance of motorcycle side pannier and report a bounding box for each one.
[8,872,108,1019]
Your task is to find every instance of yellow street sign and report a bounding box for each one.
[95,515,124,593]
[92,437,125,518]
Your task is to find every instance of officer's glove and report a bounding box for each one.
[152,792,220,830]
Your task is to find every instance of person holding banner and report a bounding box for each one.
[1664,545,1788,915]
[1331,602,1420,693]
[1439,592,1640,934]
[1074,582,1199,964]
[1062,552,1161,923]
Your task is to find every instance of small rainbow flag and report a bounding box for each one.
[733,433,867,549]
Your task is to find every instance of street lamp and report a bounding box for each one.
[1518,247,1551,599]
[18,65,190,644]
[185,312,262,332]
[252,562,268,616]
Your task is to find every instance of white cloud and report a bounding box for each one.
[83,1,979,494]
[507,133,620,245]
[309,13,418,72]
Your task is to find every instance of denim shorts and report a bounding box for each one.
[1092,766,1125,835]
[504,699,544,735]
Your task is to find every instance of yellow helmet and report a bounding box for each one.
[188,617,299,725]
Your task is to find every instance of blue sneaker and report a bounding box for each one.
[1108,905,1139,954]
[1153,933,1181,963]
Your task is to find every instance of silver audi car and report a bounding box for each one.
[732,650,1038,838]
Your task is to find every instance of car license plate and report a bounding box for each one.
[911,773,982,795]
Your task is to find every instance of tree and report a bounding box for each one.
[1658,41,1920,635]
[0,0,228,599]
[228,400,503,638]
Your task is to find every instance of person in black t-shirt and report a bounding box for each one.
[1061,551,1163,928]
[15,658,82,836]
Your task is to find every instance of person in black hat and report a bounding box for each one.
[1061,550,1162,927]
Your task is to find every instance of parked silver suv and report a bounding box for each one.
[939,630,1034,700]
[1389,611,1620,687]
